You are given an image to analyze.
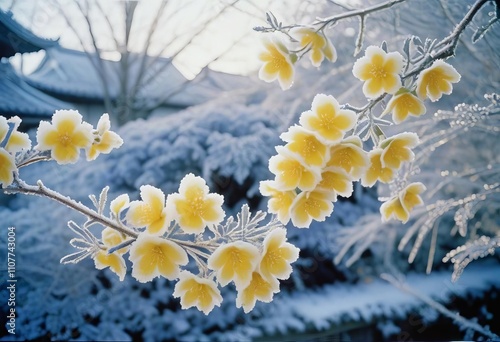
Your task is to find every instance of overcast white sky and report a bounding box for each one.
[1,0,331,78]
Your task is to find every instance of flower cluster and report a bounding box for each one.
[36,110,123,164]
[0,110,122,188]
[260,93,362,228]
[259,39,463,226]
[259,97,423,226]
[76,173,300,315]
[258,28,337,90]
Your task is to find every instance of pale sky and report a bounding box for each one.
[2,0,328,78]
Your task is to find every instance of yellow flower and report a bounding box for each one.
[93,227,129,280]
[269,146,321,191]
[380,182,426,223]
[259,228,299,283]
[0,116,31,153]
[173,271,223,315]
[361,148,395,187]
[352,45,404,99]
[126,185,169,235]
[94,250,127,281]
[129,234,188,283]
[101,227,129,255]
[290,27,337,67]
[280,126,329,167]
[0,148,16,188]
[110,194,130,217]
[326,136,368,180]
[316,167,353,198]
[207,241,260,290]
[258,37,295,90]
[35,110,93,164]
[379,132,419,169]
[86,114,123,161]
[290,189,336,228]
[299,94,356,144]
[259,180,297,225]
[382,91,426,124]
[416,60,461,102]
[166,173,225,234]
[236,271,279,313]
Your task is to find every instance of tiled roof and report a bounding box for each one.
[25,46,251,107]
[0,10,58,58]
[0,62,71,119]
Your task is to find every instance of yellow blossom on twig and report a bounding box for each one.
[258,37,295,90]
[259,228,299,284]
[361,148,395,187]
[416,60,461,102]
[259,180,297,225]
[327,136,369,180]
[110,194,130,217]
[126,185,169,235]
[379,132,419,169]
[316,166,353,198]
[0,116,31,152]
[380,182,426,223]
[94,250,127,281]
[86,113,123,161]
[173,271,223,315]
[290,27,337,67]
[383,90,426,124]
[207,241,260,290]
[290,189,336,228]
[129,234,188,283]
[0,148,16,188]
[166,173,225,234]
[280,126,329,167]
[35,110,93,164]
[268,146,321,191]
[236,271,280,313]
[299,94,356,144]
[352,45,404,99]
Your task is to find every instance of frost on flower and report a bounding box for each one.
[259,180,297,225]
[236,271,279,313]
[290,189,336,228]
[259,228,299,283]
[173,271,223,315]
[379,132,419,169]
[0,116,31,152]
[86,113,123,161]
[110,194,130,217]
[326,136,368,180]
[299,94,356,144]
[94,250,126,281]
[93,228,129,281]
[126,185,169,235]
[352,45,404,99]
[316,167,353,198]
[290,27,337,67]
[268,146,321,191]
[416,60,461,102]
[166,173,225,234]
[207,241,260,290]
[101,227,129,255]
[383,90,426,124]
[380,182,426,223]
[129,234,188,283]
[280,125,329,167]
[0,148,16,188]
[361,148,395,187]
[258,36,295,90]
[35,109,93,164]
